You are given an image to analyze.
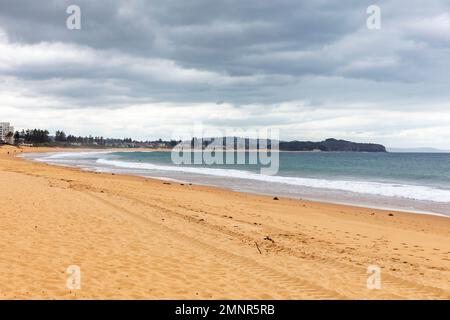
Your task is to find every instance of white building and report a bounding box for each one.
[0,122,15,144]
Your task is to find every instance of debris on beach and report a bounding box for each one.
[255,242,262,254]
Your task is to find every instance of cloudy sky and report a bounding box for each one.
[0,0,449,148]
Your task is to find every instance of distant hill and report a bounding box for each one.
[190,137,387,152]
[279,138,386,152]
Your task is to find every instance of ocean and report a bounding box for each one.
[25,151,450,216]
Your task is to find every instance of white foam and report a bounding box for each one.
[96,159,450,203]
[43,151,111,159]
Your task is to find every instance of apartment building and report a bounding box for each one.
[0,122,14,144]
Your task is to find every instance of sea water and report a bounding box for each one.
[25,151,450,216]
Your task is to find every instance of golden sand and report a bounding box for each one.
[0,145,449,299]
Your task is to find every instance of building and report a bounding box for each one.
[0,122,15,144]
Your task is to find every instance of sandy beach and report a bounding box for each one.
[0,145,449,299]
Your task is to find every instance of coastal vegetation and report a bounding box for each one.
[8,129,386,152]
[12,129,178,149]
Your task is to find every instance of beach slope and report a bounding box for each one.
[0,146,449,299]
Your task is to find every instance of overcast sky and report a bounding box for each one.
[0,0,449,148]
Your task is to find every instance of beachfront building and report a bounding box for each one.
[0,122,14,144]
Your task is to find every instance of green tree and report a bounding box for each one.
[5,131,14,144]
[55,130,67,142]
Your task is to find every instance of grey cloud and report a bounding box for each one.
[0,0,450,147]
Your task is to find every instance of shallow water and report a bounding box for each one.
[24,151,450,216]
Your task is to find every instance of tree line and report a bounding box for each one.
[12,129,178,148]
[12,129,135,146]
[14,129,50,144]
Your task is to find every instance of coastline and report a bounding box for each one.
[0,145,449,299]
[23,148,450,218]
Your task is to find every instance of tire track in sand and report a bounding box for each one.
[96,190,450,300]
[84,192,345,299]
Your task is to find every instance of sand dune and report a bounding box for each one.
[0,146,449,299]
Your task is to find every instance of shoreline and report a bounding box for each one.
[1,145,449,299]
[22,147,450,218]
